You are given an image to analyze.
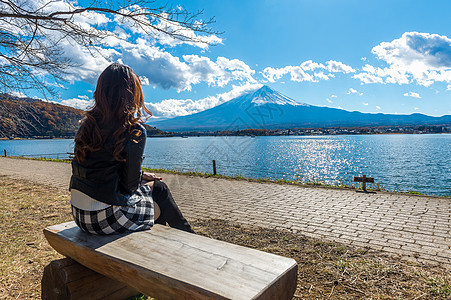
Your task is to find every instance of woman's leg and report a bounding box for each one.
[150,180,195,233]
[143,181,161,222]
[153,201,161,221]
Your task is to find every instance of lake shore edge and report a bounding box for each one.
[4,155,450,199]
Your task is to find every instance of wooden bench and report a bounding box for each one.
[42,221,298,300]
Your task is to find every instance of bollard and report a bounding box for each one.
[3,149,6,157]
[362,174,367,191]
[354,174,375,192]
[212,160,217,175]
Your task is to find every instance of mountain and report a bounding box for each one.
[0,93,84,138]
[149,86,451,131]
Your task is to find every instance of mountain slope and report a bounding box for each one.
[0,94,167,138]
[0,94,84,138]
[150,86,451,131]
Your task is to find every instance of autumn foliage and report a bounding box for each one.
[0,94,84,138]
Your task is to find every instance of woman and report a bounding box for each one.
[69,63,194,234]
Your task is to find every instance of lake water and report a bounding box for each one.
[1,134,450,196]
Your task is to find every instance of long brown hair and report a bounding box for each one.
[74,63,152,163]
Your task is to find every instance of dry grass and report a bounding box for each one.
[0,176,71,298]
[193,219,450,299]
[0,176,449,299]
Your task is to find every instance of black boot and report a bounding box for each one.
[152,180,195,233]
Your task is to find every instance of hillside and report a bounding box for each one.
[0,94,166,138]
[0,94,84,138]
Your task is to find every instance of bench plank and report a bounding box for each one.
[44,221,297,300]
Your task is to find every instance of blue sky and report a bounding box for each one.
[20,0,451,118]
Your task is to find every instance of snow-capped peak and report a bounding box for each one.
[250,86,307,106]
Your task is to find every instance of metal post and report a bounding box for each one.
[3,149,6,157]
[362,174,366,191]
[212,160,217,175]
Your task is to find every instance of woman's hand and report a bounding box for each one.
[142,171,162,181]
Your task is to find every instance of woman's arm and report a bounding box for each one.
[142,172,162,181]
[120,125,147,194]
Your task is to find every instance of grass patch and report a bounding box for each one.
[428,277,451,297]
[408,190,422,195]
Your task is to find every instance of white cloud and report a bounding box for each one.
[376,106,381,110]
[261,66,315,83]
[179,55,256,89]
[373,32,451,70]
[331,94,337,98]
[216,57,256,84]
[447,84,451,91]
[80,38,257,92]
[61,95,94,110]
[353,72,384,84]
[287,66,316,82]
[314,72,331,80]
[262,59,354,83]
[354,64,410,85]
[361,57,367,61]
[300,60,325,71]
[9,91,27,98]
[355,32,451,86]
[61,43,113,84]
[140,76,150,86]
[326,60,355,73]
[403,91,421,99]
[362,102,369,106]
[346,88,363,96]
[414,107,419,110]
[146,83,263,118]
[326,98,333,103]
[261,67,287,82]
[147,13,222,49]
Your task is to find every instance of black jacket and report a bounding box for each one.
[69,124,146,206]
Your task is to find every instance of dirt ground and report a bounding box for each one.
[0,176,449,299]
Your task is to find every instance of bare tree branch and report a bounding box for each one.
[0,0,219,97]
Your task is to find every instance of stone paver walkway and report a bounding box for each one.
[1,157,450,267]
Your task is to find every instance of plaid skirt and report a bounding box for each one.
[71,185,154,235]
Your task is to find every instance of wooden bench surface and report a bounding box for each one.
[44,221,298,300]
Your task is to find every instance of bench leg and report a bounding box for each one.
[42,258,140,300]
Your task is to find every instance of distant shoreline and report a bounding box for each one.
[2,131,451,140]
[146,131,451,138]
[2,123,450,139]
[0,137,72,140]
